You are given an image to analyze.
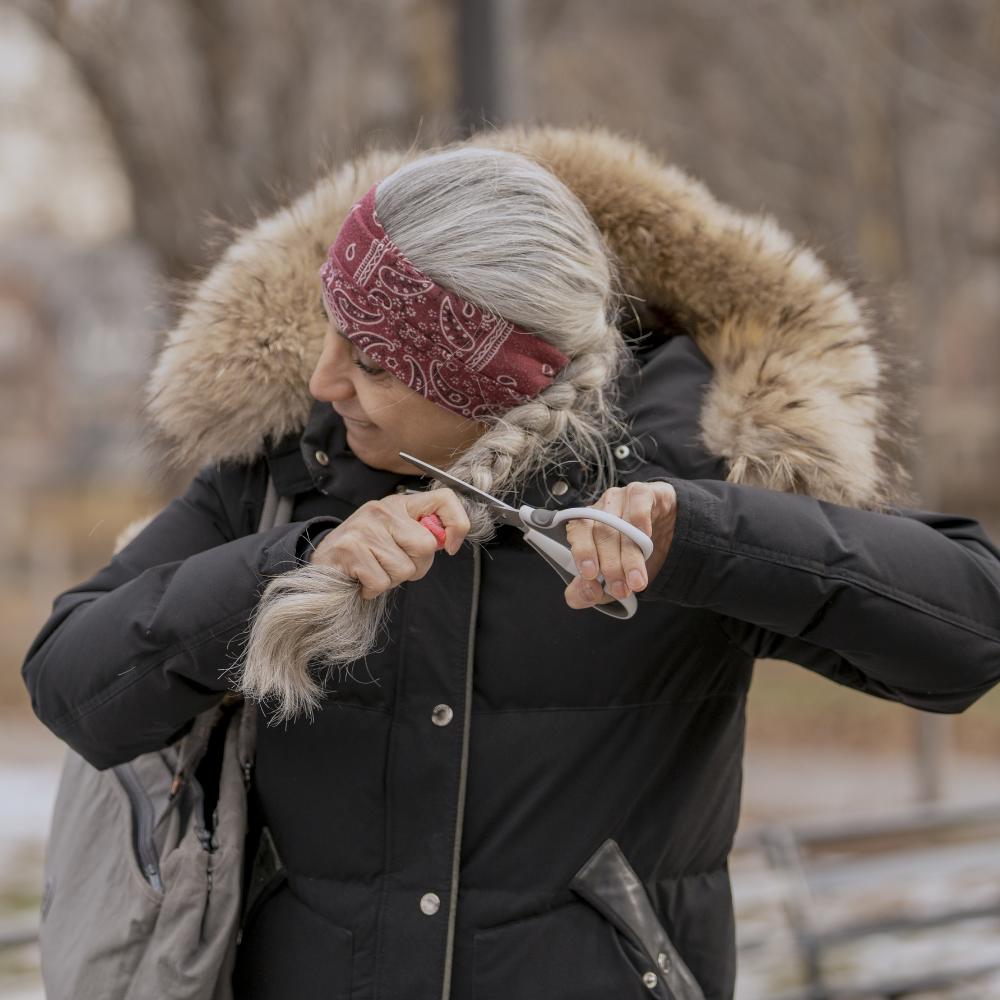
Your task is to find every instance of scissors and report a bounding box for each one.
[398,452,654,620]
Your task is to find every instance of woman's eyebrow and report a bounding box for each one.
[321,295,370,356]
[333,327,383,368]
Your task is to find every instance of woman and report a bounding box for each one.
[22,127,1000,1000]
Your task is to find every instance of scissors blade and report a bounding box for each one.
[398,452,521,524]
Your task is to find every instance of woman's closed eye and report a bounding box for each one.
[329,324,386,377]
[353,357,385,377]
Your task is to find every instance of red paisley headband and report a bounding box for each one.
[319,184,570,419]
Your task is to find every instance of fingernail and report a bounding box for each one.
[628,570,645,591]
[611,580,629,599]
[581,559,597,578]
[582,583,597,602]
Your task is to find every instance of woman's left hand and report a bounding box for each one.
[563,481,677,610]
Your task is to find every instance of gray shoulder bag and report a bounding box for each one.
[39,476,293,1000]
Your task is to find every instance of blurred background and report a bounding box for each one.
[1,1,999,997]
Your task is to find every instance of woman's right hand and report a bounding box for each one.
[308,488,471,600]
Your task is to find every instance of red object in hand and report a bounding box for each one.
[418,514,447,549]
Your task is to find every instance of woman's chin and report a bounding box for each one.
[345,425,405,472]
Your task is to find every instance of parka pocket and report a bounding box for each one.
[473,899,655,1000]
[570,838,706,1000]
[233,878,354,1000]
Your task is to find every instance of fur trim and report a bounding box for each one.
[145,126,908,507]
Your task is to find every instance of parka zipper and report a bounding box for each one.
[439,543,481,1000]
[113,762,164,893]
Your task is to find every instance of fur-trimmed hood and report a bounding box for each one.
[145,125,909,508]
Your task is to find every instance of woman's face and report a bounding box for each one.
[308,319,488,474]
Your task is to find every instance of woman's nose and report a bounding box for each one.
[309,331,355,402]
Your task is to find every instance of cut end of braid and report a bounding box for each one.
[228,564,391,726]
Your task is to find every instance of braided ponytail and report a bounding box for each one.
[235,147,637,723]
[447,327,632,543]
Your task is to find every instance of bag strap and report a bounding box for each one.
[239,472,296,926]
[236,472,294,773]
[171,472,294,795]
[259,473,295,536]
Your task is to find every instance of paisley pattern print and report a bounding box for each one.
[319,185,570,419]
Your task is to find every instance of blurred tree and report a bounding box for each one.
[15,0,458,287]
[510,0,1000,517]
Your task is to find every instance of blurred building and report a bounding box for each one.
[0,236,159,489]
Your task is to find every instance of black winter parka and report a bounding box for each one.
[22,329,1000,1000]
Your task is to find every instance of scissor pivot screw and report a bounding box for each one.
[527,508,557,527]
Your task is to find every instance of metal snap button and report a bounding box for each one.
[613,444,631,460]
[314,449,330,466]
[549,479,569,497]
[642,971,658,990]
[419,892,440,915]
[431,704,454,727]
[657,952,671,974]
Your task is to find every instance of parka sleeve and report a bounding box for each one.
[640,477,1000,712]
[21,461,341,770]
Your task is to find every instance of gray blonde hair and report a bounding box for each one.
[234,146,635,723]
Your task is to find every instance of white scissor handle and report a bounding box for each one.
[518,505,655,621]
[528,506,655,560]
[521,529,638,620]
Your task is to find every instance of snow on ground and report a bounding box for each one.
[0,719,61,998]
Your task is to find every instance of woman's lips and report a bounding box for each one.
[341,414,375,429]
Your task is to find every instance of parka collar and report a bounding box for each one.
[267,330,727,514]
[146,126,909,510]
[286,397,588,510]
[296,400,425,504]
